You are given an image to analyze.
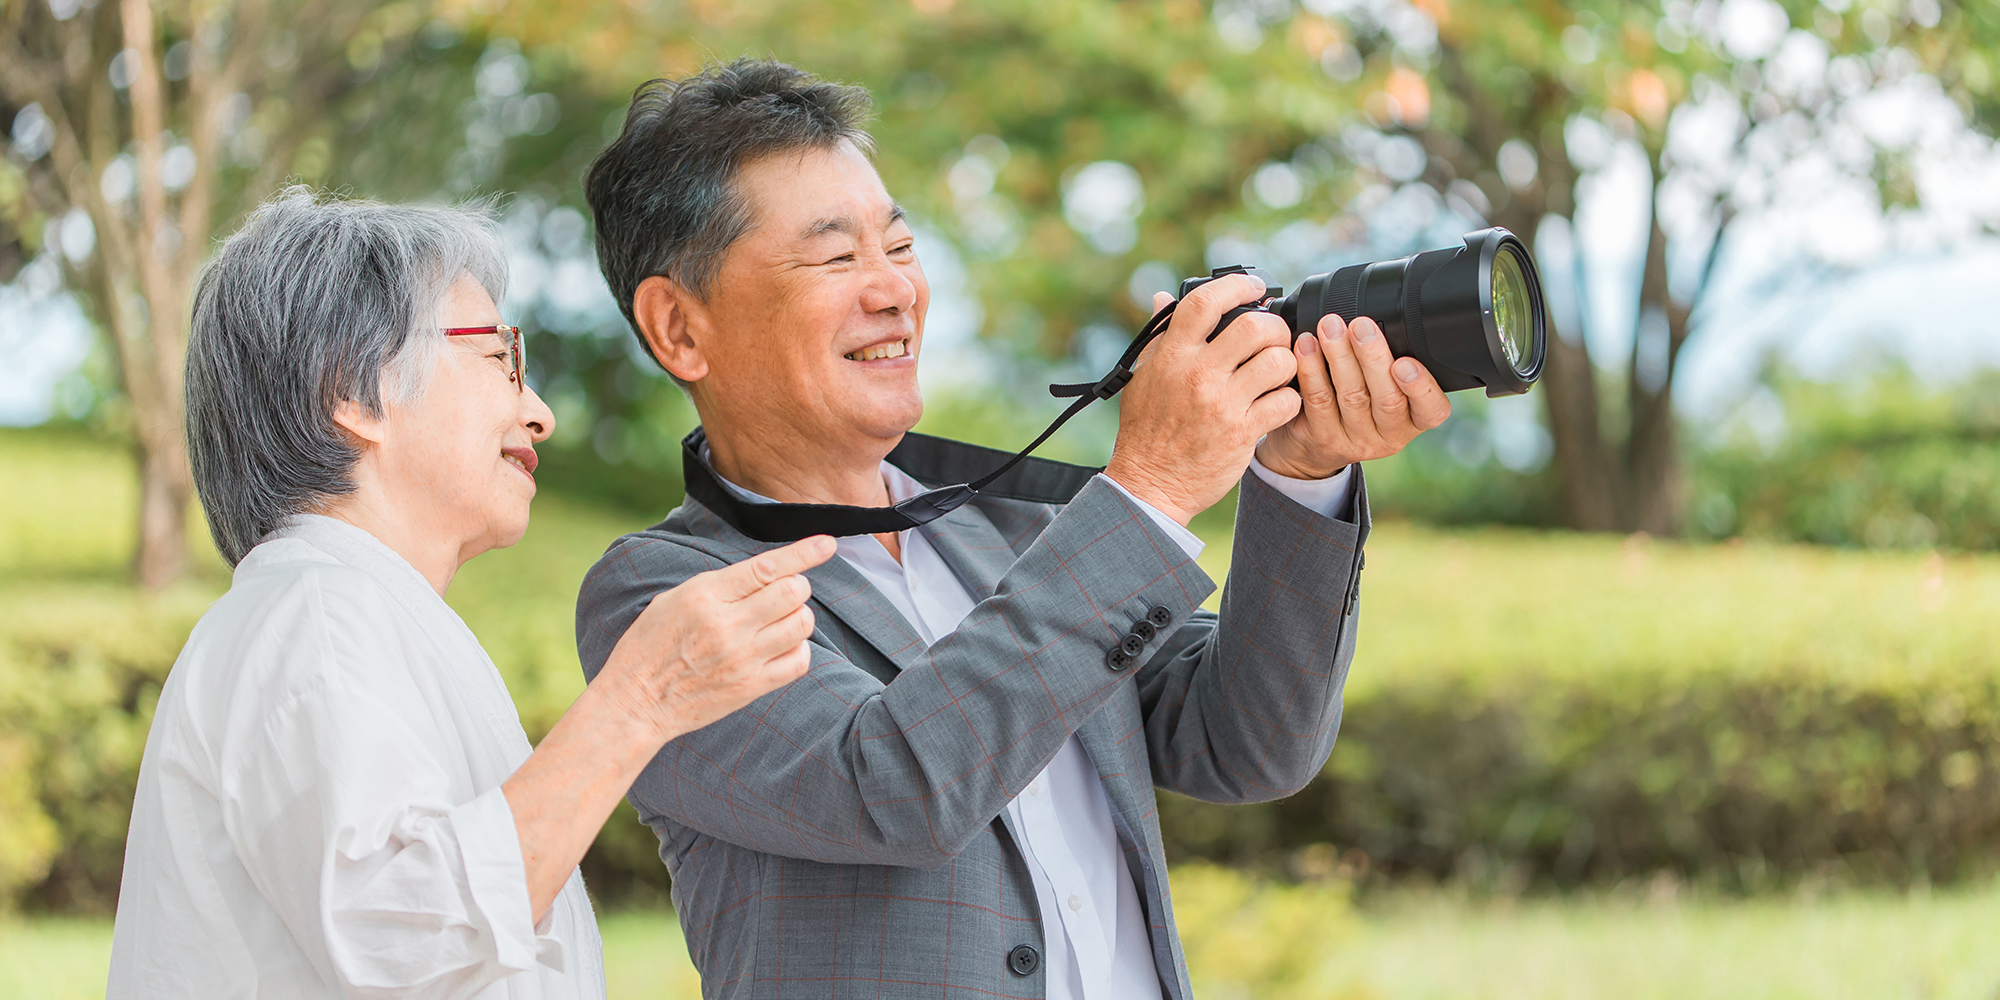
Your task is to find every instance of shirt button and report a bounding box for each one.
[1027,780,1041,796]
[1067,894,1083,912]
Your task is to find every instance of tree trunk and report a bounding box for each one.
[1624,209,1685,536]
[1523,126,1621,531]
[120,0,197,586]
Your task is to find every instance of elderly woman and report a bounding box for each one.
[106,190,832,998]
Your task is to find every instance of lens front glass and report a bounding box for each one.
[1491,248,1535,375]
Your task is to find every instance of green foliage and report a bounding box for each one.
[1693,371,2000,551]
[1163,672,2000,893]
[9,427,2000,914]
[1170,862,1364,1000]
[1169,518,2000,891]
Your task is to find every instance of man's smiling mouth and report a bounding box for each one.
[843,339,908,362]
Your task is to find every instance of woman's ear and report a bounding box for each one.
[634,276,710,383]
[330,399,390,447]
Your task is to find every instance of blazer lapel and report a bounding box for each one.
[801,553,930,677]
[914,500,1015,603]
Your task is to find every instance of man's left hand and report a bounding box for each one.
[1253,309,1451,480]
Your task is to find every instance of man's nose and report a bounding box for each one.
[858,250,917,314]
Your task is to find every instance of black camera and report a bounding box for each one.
[1180,227,1548,397]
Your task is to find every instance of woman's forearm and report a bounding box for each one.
[502,670,674,922]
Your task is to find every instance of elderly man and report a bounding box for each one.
[109,190,832,998]
[576,60,1448,999]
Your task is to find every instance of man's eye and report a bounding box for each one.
[824,253,856,265]
[890,242,915,255]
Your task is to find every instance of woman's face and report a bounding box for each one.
[369,274,554,560]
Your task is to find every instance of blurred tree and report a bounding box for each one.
[478,0,1362,406]
[0,0,433,585]
[1332,0,1998,534]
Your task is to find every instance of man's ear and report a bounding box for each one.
[330,398,389,447]
[634,276,710,383]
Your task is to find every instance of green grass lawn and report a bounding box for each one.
[11,879,2000,1000]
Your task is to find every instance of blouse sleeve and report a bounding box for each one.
[217,569,560,998]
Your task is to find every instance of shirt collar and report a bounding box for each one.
[254,513,449,613]
[701,445,927,507]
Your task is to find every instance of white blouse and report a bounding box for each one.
[108,515,604,999]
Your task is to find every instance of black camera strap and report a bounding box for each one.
[682,299,1181,542]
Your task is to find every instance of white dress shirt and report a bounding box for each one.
[108,515,604,999]
[720,456,1349,999]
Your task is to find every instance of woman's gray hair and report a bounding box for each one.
[185,187,508,565]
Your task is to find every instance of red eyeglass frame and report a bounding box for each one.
[443,324,525,392]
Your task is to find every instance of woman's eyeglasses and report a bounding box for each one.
[443,325,525,392]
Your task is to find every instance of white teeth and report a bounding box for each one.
[504,455,527,472]
[844,340,908,361]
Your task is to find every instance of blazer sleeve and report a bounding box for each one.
[1133,467,1370,803]
[575,477,1216,869]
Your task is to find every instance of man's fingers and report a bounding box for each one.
[1317,314,1374,433]
[1161,273,1266,349]
[1205,309,1292,370]
[1152,291,1174,313]
[1291,329,1337,417]
[1246,385,1303,435]
[713,536,835,599]
[1226,343,1298,398]
[1395,359,1452,431]
[1347,317,1412,429]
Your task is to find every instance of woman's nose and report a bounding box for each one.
[520,384,556,443]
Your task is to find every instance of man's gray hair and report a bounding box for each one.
[585,58,873,386]
[185,187,507,565]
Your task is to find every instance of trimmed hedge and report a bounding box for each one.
[1160,673,2000,893]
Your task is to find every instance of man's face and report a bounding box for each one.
[682,141,929,452]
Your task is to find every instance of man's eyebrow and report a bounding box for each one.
[799,204,909,241]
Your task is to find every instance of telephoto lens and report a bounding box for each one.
[1181,227,1548,397]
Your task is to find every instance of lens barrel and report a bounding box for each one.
[1189,227,1548,397]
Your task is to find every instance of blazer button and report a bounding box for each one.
[1147,605,1174,628]
[1008,943,1041,976]
[1105,647,1133,672]
[1129,619,1157,643]
[1119,633,1146,657]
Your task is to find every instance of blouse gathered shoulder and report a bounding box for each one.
[108,515,604,999]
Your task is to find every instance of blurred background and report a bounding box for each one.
[3,0,2000,995]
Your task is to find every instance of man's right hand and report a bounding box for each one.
[599,535,836,744]
[1103,274,1301,526]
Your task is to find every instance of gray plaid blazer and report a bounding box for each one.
[575,464,1369,1000]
